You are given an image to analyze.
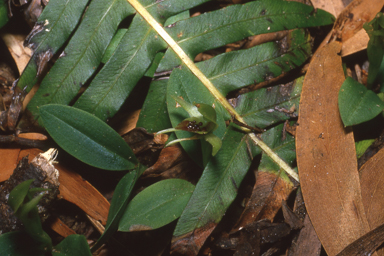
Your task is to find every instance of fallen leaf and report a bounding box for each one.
[231,171,294,232]
[1,34,32,74]
[310,0,353,18]
[0,148,20,182]
[296,41,373,256]
[360,147,384,256]
[56,164,109,226]
[287,215,322,256]
[316,0,384,56]
[49,217,76,237]
[336,223,384,256]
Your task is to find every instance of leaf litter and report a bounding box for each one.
[1,0,384,255]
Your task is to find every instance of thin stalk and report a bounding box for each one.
[126,0,299,182]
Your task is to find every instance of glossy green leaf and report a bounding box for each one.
[27,0,135,121]
[198,29,310,95]
[52,235,91,256]
[235,76,303,129]
[339,77,384,126]
[17,0,89,92]
[173,124,261,237]
[91,165,144,252]
[0,232,45,256]
[203,132,222,156]
[0,0,8,29]
[364,12,384,88]
[136,79,172,133]
[157,0,334,72]
[119,179,195,232]
[39,104,137,170]
[164,10,189,27]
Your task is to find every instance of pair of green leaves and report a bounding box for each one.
[338,13,384,127]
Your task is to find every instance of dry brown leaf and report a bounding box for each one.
[1,34,32,74]
[0,148,21,182]
[310,0,353,18]
[317,0,384,56]
[360,147,384,255]
[49,217,76,237]
[336,223,384,256]
[231,171,294,232]
[56,164,109,226]
[296,41,373,256]
[287,215,322,256]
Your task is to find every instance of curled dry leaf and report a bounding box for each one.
[318,0,384,56]
[296,41,373,256]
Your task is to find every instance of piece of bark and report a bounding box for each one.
[296,41,373,256]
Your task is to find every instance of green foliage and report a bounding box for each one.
[18,0,89,92]
[119,179,195,231]
[23,0,334,123]
[174,124,261,236]
[0,0,8,29]
[157,96,222,156]
[13,0,336,253]
[364,12,384,88]
[7,179,52,253]
[52,235,91,256]
[259,122,296,183]
[91,166,144,252]
[338,77,384,126]
[356,139,375,159]
[39,104,138,170]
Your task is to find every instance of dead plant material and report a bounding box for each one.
[296,41,373,256]
[359,147,384,255]
[231,171,294,233]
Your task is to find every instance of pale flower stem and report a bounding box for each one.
[126,0,299,182]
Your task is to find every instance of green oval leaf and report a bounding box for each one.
[39,104,137,170]
[118,179,195,231]
[52,235,91,256]
[338,77,384,126]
